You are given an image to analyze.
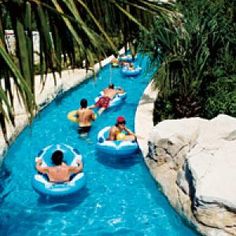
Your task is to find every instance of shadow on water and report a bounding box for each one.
[37,186,89,212]
[0,209,47,235]
[0,165,12,205]
[96,152,140,169]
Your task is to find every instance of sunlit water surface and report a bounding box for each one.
[0,56,197,235]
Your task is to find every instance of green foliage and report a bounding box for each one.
[204,76,236,118]
[0,0,175,141]
[153,95,174,125]
[139,0,236,123]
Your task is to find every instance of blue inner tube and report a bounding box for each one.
[121,67,142,76]
[118,55,136,62]
[32,144,86,197]
[96,126,139,157]
[94,92,127,108]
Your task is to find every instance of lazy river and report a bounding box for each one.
[0,56,197,235]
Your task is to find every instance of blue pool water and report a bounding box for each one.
[0,56,197,235]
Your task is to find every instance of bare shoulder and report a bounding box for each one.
[116,88,124,93]
[110,126,118,133]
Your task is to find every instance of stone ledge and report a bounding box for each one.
[135,80,157,156]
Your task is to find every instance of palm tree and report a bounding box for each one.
[0,0,176,142]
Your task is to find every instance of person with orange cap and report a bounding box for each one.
[108,116,136,141]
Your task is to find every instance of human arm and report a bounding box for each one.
[91,111,96,120]
[116,88,125,94]
[88,104,96,109]
[103,88,108,94]
[124,126,136,137]
[69,159,83,174]
[35,158,49,174]
[107,127,117,141]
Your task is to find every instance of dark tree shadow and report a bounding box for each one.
[0,164,12,205]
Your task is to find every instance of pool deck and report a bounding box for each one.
[0,52,124,161]
[135,80,157,157]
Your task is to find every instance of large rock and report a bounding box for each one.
[145,114,236,236]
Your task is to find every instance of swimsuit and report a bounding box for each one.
[95,96,111,109]
[116,132,126,140]
[78,126,91,134]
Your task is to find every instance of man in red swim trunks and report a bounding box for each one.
[91,84,125,115]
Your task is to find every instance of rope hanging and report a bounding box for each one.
[109,64,112,84]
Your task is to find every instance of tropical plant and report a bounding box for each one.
[203,76,236,118]
[0,0,176,142]
[139,0,236,123]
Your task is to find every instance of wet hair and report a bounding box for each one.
[80,98,88,108]
[115,120,126,127]
[51,150,63,165]
[109,83,114,89]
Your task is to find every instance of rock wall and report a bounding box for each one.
[145,115,236,236]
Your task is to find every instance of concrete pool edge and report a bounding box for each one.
[135,80,157,157]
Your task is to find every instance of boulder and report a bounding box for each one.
[146,114,236,236]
